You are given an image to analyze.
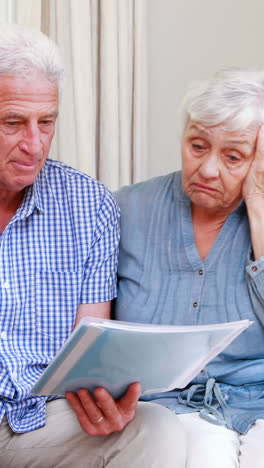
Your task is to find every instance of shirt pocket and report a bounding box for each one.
[35,271,82,344]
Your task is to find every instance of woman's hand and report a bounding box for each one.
[243,124,264,259]
[65,382,141,436]
[242,124,264,206]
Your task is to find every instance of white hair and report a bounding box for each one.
[181,67,264,131]
[0,23,64,90]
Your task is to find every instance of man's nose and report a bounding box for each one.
[199,152,220,179]
[19,125,42,157]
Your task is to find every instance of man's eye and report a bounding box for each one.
[40,120,52,125]
[6,121,19,126]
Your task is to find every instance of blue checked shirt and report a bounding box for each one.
[0,159,120,433]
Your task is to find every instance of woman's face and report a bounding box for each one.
[181,120,258,213]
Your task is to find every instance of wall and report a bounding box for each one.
[147,0,264,178]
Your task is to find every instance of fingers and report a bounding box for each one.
[95,382,140,414]
[93,383,140,426]
[65,384,140,436]
[66,389,117,435]
[93,388,124,429]
[65,390,100,435]
[74,389,105,423]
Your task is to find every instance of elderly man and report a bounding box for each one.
[0,24,185,468]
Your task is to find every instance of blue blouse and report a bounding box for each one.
[114,171,264,434]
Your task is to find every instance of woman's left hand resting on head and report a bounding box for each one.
[243,124,264,204]
[243,124,264,259]
[65,382,141,436]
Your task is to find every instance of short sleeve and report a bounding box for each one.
[80,189,120,304]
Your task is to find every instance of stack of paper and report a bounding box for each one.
[31,317,252,399]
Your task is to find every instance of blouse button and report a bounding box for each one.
[198,269,203,275]
[252,266,258,272]
[193,301,198,308]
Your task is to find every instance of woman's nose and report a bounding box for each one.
[199,153,220,179]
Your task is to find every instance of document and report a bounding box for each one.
[31,317,252,399]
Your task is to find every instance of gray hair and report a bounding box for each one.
[181,67,264,131]
[0,23,64,90]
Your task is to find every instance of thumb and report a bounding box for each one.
[119,382,141,411]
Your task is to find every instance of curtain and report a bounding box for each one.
[50,0,148,190]
[0,0,148,190]
[0,0,42,28]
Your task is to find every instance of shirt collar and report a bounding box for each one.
[14,170,44,221]
[173,170,190,203]
[31,171,44,213]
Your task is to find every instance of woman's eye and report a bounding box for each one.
[192,143,205,151]
[227,154,240,162]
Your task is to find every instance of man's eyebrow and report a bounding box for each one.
[41,111,59,119]
[1,112,25,119]
[1,111,59,119]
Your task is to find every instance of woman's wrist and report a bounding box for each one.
[247,201,264,259]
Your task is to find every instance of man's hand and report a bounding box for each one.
[242,124,264,205]
[65,382,141,436]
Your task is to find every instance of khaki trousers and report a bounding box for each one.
[0,399,186,468]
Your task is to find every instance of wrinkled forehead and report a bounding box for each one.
[0,74,59,96]
[183,119,259,149]
[0,75,59,112]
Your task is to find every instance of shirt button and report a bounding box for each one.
[0,331,7,339]
[3,281,9,289]
[11,371,18,379]
[193,301,198,308]
[252,266,258,272]
[198,269,203,275]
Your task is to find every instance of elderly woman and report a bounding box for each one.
[114,68,264,468]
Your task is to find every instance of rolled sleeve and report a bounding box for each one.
[247,255,264,287]
[80,190,120,304]
[246,255,264,326]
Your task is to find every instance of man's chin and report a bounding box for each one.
[5,176,37,193]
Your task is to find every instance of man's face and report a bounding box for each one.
[0,75,58,194]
